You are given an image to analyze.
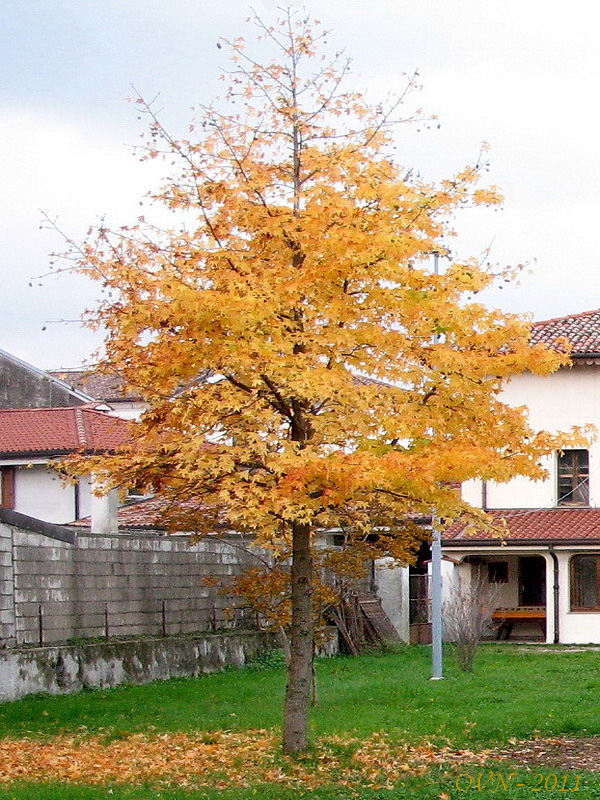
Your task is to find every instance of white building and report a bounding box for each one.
[0,406,130,531]
[443,309,600,644]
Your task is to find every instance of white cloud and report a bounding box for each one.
[0,109,165,367]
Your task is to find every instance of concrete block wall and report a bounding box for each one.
[0,631,280,701]
[0,510,262,646]
[0,523,15,644]
[13,530,75,645]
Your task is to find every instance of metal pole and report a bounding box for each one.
[430,251,444,680]
[431,516,444,679]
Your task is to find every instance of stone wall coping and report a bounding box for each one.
[0,509,76,545]
[1,629,265,655]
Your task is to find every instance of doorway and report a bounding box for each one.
[409,541,431,643]
[518,556,546,606]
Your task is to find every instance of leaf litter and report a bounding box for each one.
[0,729,493,791]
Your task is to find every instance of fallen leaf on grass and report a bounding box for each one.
[0,730,496,791]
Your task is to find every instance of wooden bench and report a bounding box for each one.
[492,606,546,640]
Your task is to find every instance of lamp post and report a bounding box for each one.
[430,251,444,680]
[430,516,444,679]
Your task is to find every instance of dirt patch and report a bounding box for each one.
[493,737,600,771]
[517,647,600,654]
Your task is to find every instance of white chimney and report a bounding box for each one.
[90,478,119,534]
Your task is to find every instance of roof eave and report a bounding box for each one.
[443,538,600,547]
[0,449,73,460]
[0,447,121,460]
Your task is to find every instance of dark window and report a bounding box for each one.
[488,561,508,583]
[557,449,589,506]
[0,467,15,510]
[571,555,600,610]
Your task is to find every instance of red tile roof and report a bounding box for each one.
[48,370,142,402]
[0,407,131,457]
[530,309,600,356]
[71,495,224,531]
[107,496,172,529]
[443,508,600,545]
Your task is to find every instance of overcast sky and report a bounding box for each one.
[2,0,599,369]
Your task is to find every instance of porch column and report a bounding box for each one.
[373,559,410,642]
[544,550,559,644]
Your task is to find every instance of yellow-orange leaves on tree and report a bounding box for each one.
[63,10,569,754]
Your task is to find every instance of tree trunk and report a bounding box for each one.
[282,520,313,754]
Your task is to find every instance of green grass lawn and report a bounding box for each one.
[4,644,600,745]
[2,644,600,798]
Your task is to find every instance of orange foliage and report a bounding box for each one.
[62,12,573,537]
[57,8,582,752]
[0,730,492,791]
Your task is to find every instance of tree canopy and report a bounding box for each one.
[63,10,572,752]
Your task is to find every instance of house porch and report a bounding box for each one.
[447,548,555,643]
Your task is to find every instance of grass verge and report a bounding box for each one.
[1,645,600,797]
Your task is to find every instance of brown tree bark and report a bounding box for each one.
[282,519,313,754]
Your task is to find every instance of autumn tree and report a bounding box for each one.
[61,10,571,753]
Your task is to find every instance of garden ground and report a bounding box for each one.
[2,644,600,798]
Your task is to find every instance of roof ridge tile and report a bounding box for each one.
[74,407,88,449]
